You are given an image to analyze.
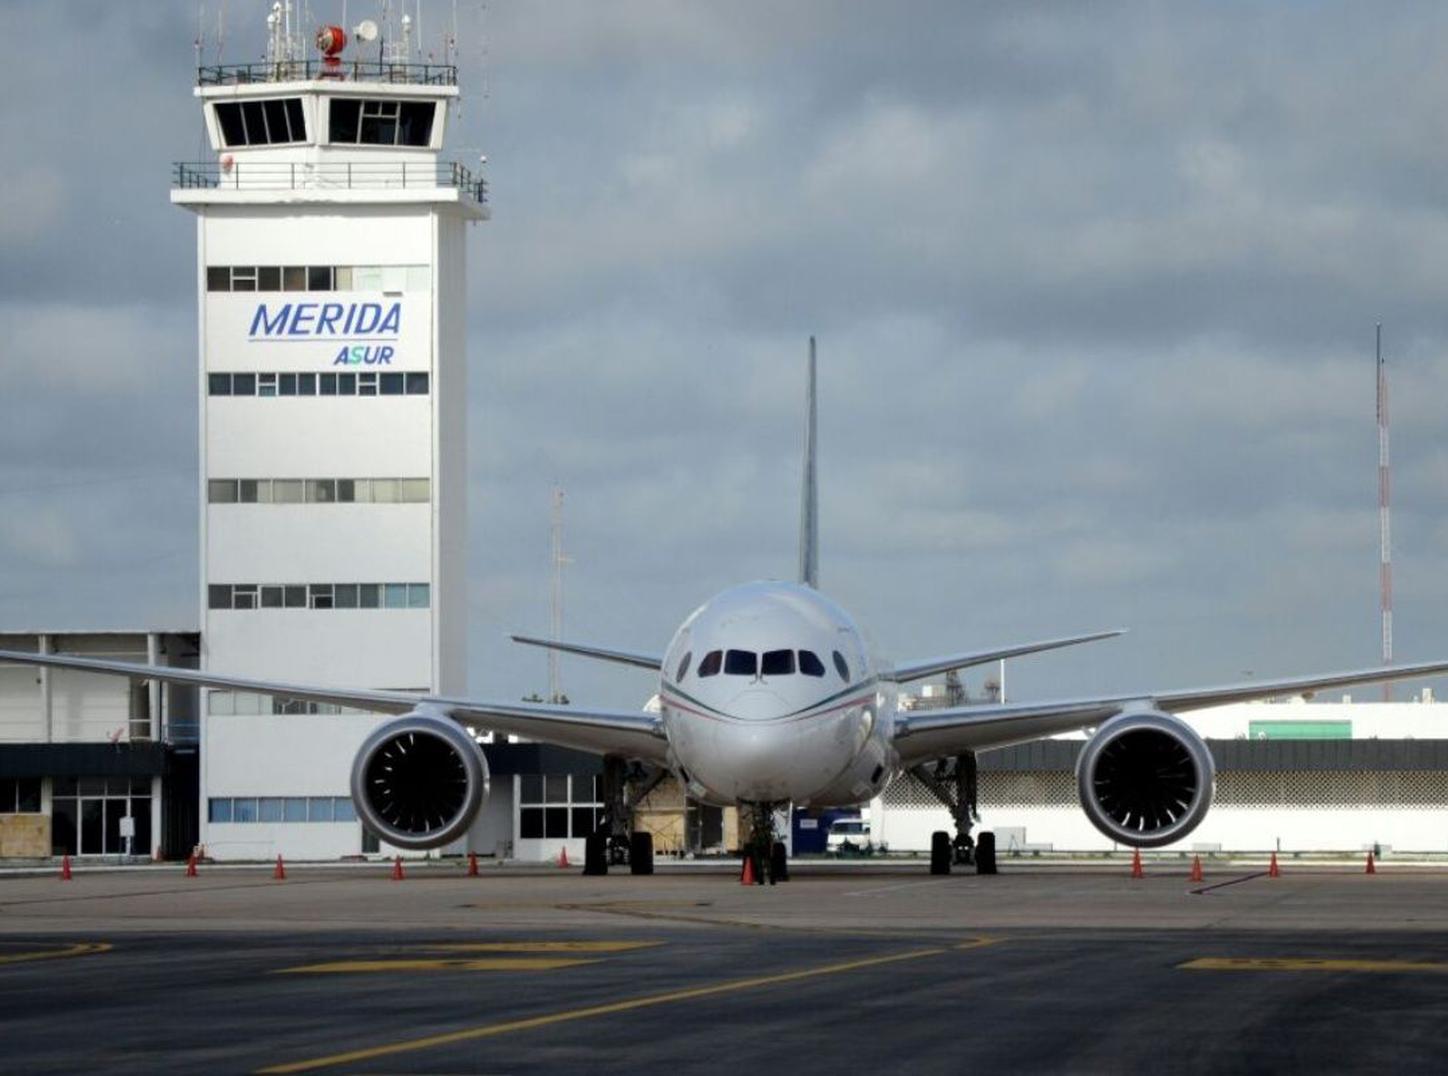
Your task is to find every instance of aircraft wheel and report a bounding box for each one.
[930,830,952,875]
[629,830,654,875]
[770,841,789,882]
[975,831,997,875]
[583,831,608,876]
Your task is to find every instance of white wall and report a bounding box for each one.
[874,699,1448,854]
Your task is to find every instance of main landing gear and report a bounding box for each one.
[912,752,996,876]
[741,801,788,886]
[584,756,665,876]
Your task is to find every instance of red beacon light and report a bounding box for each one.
[315,25,347,76]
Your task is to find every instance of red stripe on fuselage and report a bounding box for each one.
[659,690,874,725]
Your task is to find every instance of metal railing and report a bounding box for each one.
[198,61,456,86]
[173,160,487,203]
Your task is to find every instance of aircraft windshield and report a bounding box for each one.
[761,649,794,676]
[696,648,831,678]
[724,650,757,676]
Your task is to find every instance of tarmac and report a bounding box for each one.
[3,857,1448,1073]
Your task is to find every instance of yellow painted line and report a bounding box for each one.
[278,957,598,974]
[423,940,663,954]
[955,936,1004,951]
[258,946,949,1073]
[1182,957,1448,974]
[0,942,111,965]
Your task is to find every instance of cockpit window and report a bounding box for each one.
[761,649,794,677]
[698,650,722,677]
[798,650,825,677]
[832,650,850,682]
[724,649,757,676]
[675,652,692,682]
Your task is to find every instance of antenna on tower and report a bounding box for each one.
[548,487,573,705]
[1377,322,1394,701]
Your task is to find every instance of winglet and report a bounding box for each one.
[799,336,819,589]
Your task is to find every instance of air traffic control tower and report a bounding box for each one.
[172,13,486,859]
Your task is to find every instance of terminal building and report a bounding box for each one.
[872,692,1448,857]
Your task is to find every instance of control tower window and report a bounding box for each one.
[328,98,435,147]
[214,97,306,147]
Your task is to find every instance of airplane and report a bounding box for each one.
[4,337,1447,878]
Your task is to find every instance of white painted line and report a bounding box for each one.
[842,878,958,898]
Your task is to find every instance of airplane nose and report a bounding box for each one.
[725,687,791,720]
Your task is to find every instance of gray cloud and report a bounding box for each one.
[3,1,1447,710]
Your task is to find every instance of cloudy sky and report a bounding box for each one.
[3,1,1448,710]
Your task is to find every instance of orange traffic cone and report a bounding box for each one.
[1365,851,1377,875]
[185,852,198,878]
[467,851,479,877]
[1189,855,1203,883]
[1130,849,1144,879]
[391,855,405,881]
[273,855,286,881]
[557,846,570,869]
[1268,852,1281,878]
[59,855,72,881]
[740,854,756,886]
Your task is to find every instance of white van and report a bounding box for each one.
[825,817,871,855]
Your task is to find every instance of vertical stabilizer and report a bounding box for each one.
[799,336,819,588]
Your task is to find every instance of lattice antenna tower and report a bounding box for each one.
[548,487,573,704]
[1377,323,1394,701]
[265,1,307,74]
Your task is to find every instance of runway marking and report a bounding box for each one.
[278,956,600,974]
[1183,957,1448,974]
[0,941,111,965]
[842,878,958,898]
[424,940,663,953]
[258,946,950,1073]
[955,936,1005,951]
[1190,872,1268,895]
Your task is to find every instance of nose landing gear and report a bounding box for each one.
[741,801,788,885]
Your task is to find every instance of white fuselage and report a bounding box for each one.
[658,580,898,807]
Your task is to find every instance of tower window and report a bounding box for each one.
[327,98,436,147]
[214,97,306,147]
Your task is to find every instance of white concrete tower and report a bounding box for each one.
[172,16,485,859]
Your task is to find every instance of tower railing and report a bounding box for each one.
[197,61,457,86]
[173,160,487,203]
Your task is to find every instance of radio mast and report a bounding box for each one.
[549,487,572,704]
[1377,324,1393,701]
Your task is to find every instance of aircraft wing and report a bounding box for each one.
[509,635,662,672]
[892,658,1448,766]
[0,648,669,763]
[885,629,1125,684]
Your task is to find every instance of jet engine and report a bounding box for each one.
[1075,710,1214,848]
[349,710,488,850]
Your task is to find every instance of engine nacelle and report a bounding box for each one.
[349,711,488,850]
[1075,709,1215,848]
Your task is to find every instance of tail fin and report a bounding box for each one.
[798,336,819,588]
